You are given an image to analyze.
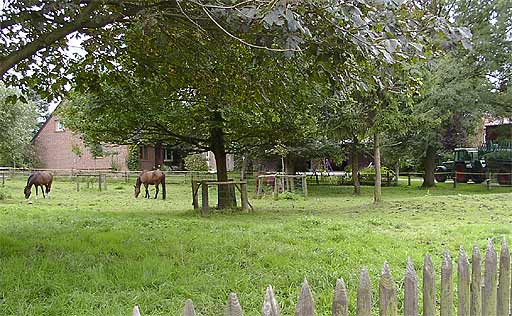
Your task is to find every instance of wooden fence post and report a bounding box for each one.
[241,181,249,211]
[201,180,209,216]
[470,245,481,316]
[423,255,436,316]
[183,299,196,316]
[441,251,453,316]
[98,174,102,191]
[379,262,397,316]
[458,247,470,316]
[256,176,262,198]
[357,269,371,316]
[192,181,199,210]
[453,173,457,188]
[404,258,418,316]
[303,176,308,198]
[262,285,279,316]
[1,172,4,187]
[76,175,80,192]
[296,279,315,316]
[407,174,411,186]
[497,239,510,316]
[273,175,279,199]
[332,278,348,316]
[482,239,497,316]
[225,293,243,316]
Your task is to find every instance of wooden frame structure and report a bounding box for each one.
[75,173,107,192]
[256,174,308,198]
[191,180,251,216]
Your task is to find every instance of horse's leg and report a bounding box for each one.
[41,185,46,198]
[144,184,149,198]
[154,184,159,199]
[46,183,51,198]
[35,185,39,199]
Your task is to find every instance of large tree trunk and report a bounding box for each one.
[373,132,382,203]
[210,117,234,209]
[285,156,296,191]
[240,155,248,180]
[351,137,361,195]
[395,158,400,186]
[154,143,163,169]
[422,145,436,188]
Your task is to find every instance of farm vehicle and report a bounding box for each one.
[434,146,512,185]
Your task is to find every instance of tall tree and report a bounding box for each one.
[407,0,512,187]
[0,83,38,167]
[61,23,320,208]
[0,0,307,99]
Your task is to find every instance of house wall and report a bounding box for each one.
[33,115,129,170]
[202,151,235,172]
[139,145,157,171]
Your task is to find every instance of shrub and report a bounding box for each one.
[0,189,10,200]
[126,145,139,171]
[184,154,208,171]
[358,166,396,184]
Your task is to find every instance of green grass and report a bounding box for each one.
[0,176,511,315]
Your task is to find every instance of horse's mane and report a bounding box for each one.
[26,172,37,186]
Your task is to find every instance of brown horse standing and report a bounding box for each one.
[134,170,166,199]
[24,171,53,199]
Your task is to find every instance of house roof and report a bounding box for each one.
[31,102,62,144]
[485,118,512,127]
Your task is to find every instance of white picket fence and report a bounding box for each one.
[132,239,510,316]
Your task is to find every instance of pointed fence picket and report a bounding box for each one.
[132,239,512,316]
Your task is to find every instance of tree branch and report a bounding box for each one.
[0,1,102,77]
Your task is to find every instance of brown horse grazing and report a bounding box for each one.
[24,171,53,199]
[134,170,166,199]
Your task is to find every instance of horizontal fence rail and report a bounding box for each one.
[132,239,511,316]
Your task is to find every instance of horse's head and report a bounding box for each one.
[134,184,140,198]
[24,186,31,199]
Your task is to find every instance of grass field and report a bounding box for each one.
[0,175,511,315]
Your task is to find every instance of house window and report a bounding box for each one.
[163,147,174,162]
[55,120,64,132]
[139,146,148,160]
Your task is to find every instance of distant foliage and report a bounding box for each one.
[0,83,38,167]
[184,154,208,171]
[0,188,10,200]
[110,159,120,171]
[126,145,139,171]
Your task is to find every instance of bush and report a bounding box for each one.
[126,145,139,171]
[0,188,10,200]
[184,154,208,171]
[358,166,396,184]
[344,166,396,185]
[484,150,512,160]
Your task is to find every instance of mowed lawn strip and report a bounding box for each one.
[0,177,511,315]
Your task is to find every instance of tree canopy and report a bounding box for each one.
[0,83,38,167]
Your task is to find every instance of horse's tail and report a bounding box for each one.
[161,173,166,200]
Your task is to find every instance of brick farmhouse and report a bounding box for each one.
[32,113,233,172]
[32,113,173,171]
